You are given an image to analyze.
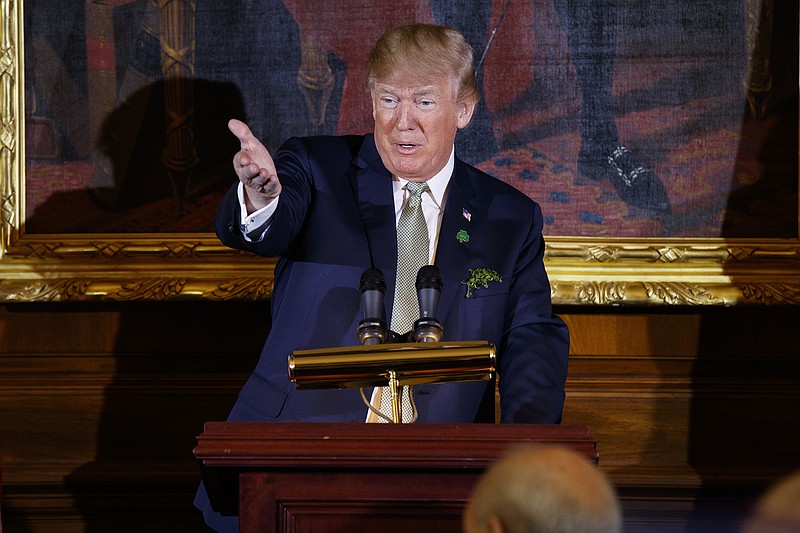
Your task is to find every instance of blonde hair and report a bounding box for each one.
[367,23,479,104]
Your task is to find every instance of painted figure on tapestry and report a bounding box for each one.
[22,0,798,238]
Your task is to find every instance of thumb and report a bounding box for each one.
[228,118,254,147]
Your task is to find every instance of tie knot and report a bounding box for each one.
[405,181,429,198]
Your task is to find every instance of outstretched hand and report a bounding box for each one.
[228,118,282,212]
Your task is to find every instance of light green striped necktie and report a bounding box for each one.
[377,181,429,423]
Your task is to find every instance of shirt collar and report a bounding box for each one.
[393,147,454,207]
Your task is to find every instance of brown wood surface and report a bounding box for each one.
[196,422,596,532]
[1,302,799,531]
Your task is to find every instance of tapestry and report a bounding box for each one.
[23,0,798,238]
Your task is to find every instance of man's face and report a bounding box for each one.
[372,75,475,182]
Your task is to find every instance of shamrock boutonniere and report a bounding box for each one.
[462,268,502,298]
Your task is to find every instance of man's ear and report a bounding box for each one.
[456,97,478,129]
[486,515,505,533]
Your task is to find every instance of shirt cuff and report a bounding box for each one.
[237,182,279,242]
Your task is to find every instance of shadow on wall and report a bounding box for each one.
[64,301,271,532]
[25,78,245,234]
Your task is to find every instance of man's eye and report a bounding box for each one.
[418,100,435,108]
[381,97,398,108]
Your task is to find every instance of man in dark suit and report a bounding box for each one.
[196,23,569,532]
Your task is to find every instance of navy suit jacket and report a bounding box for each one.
[198,133,569,531]
[213,133,569,425]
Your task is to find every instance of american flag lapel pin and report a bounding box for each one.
[462,208,472,222]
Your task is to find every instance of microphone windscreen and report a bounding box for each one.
[415,265,442,291]
[360,267,386,294]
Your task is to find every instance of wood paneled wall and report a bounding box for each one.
[1,302,799,532]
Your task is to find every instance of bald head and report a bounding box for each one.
[741,469,800,533]
[464,445,622,533]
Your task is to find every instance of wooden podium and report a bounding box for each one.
[194,422,597,532]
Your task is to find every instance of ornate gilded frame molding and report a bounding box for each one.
[1,1,798,304]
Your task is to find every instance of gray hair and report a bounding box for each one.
[466,445,622,533]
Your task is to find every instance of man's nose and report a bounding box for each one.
[395,103,417,130]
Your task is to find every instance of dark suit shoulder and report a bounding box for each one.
[456,158,540,213]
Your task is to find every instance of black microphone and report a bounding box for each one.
[413,265,443,342]
[357,267,388,345]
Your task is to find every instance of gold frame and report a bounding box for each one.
[1,1,799,305]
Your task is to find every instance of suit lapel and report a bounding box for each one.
[349,135,398,304]
[435,159,479,325]
[348,142,482,328]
